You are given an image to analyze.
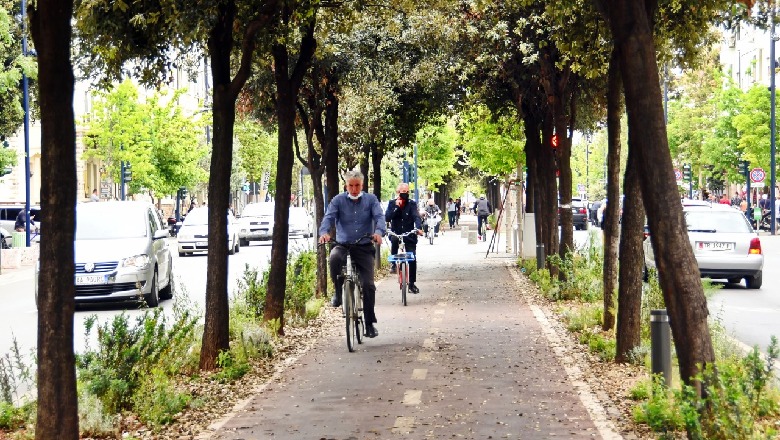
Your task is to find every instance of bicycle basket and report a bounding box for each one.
[388,252,415,262]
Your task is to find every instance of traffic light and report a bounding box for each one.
[738,160,749,175]
[123,163,133,182]
[682,164,692,182]
[551,134,559,149]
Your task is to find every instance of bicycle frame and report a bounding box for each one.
[387,230,417,306]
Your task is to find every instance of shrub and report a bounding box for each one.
[132,368,191,427]
[0,400,34,430]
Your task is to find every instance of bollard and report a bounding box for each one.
[461,226,469,238]
[536,243,545,269]
[467,231,478,244]
[650,309,672,386]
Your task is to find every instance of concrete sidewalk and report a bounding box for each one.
[201,214,623,439]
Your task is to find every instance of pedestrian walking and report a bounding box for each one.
[446,198,457,229]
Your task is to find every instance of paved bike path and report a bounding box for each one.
[206,219,621,439]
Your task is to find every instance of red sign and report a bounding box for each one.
[551,134,559,149]
[750,168,766,183]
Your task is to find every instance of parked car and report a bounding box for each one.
[34,201,173,307]
[289,207,314,238]
[558,198,589,230]
[238,202,275,246]
[177,206,240,256]
[643,204,763,288]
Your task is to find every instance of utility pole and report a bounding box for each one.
[22,0,31,247]
[770,7,777,234]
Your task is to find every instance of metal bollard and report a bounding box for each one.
[536,243,545,269]
[650,309,672,386]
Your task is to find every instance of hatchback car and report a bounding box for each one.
[289,207,314,238]
[34,201,173,307]
[177,206,240,256]
[643,204,763,289]
[238,202,275,246]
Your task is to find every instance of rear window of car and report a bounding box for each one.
[684,210,752,234]
[242,203,274,217]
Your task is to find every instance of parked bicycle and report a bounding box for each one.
[319,235,374,352]
[386,230,419,306]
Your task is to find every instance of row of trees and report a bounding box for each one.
[20,1,776,439]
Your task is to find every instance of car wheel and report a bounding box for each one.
[727,277,742,285]
[746,271,762,289]
[144,269,160,307]
[160,260,173,300]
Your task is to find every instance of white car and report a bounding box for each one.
[289,207,314,238]
[643,204,763,288]
[238,202,275,246]
[34,201,173,307]
[177,206,240,256]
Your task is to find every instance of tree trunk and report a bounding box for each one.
[264,22,316,335]
[371,139,383,199]
[200,1,239,369]
[602,48,622,332]
[539,115,559,275]
[360,142,370,189]
[29,2,79,438]
[606,0,714,394]
[322,93,340,204]
[616,143,644,363]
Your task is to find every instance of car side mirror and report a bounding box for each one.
[153,229,169,240]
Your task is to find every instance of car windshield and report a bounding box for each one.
[685,210,752,234]
[76,206,147,239]
[242,203,274,217]
[184,207,209,226]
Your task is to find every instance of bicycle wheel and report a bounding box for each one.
[354,284,364,345]
[344,279,355,352]
[400,262,408,306]
[429,231,434,245]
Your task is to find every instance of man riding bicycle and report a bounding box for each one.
[385,183,423,293]
[318,170,386,338]
[475,194,492,240]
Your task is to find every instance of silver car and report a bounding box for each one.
[238,202,275,246]
[289,206,314,238]
[643,204,763,289]
[35,201,174,307]
[177,206,240,256]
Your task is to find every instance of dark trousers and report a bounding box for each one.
[329,244,377,324]
[389,236,417,284]
[448,210,456,228]
[477,214,489,236]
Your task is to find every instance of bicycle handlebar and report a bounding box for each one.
[318,233,376,247]
[386,229,420,239]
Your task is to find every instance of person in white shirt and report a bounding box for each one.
[446,198,457,229]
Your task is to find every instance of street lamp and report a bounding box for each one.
[21,0,32,247]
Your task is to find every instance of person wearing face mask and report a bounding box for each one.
[319,170,386,338]
[385,182,423,293]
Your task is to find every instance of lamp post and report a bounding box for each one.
[21,0,31,247]
[771,8,778,235]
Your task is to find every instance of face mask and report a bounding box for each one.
[399,192,409,201]
[348,192,362,200]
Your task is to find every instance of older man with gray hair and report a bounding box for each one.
[319,170,386,338]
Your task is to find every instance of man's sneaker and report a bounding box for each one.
[390,264,397,274]
[409,284,420,294]
[331,295,342,308]
[365,324,379,338]
[478,235,481,240]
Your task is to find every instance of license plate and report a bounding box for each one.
[696,241,734,251]
[75,275,107,285]
[196,241,208,247]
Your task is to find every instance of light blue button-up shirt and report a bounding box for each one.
[319,192,386,243]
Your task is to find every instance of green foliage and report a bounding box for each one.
[132,368,191,427]
[213,351,251,384]
[563,304,602,333]
[0,0,35,141]
[81,80,208,197]
[633,339,780,438]
[0,337,35,406]
[284,250,318,322]
[76,305,199,415]
[458,105,525,178]
[235,119,278,187]
[77,389,116,436]
[232,264,269,321]
[415,120,458,187]
[0,400,34,430]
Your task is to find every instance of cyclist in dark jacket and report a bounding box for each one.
[385,182,423,293]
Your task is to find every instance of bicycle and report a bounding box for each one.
[425,214,441,244]
[320,234,373,352]
[387,230,418,306]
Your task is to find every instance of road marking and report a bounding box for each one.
[402,390,422,405]
[391,416,415,434]
[422,338,435,349]
[411,368,427,380]
[417,352,432,362]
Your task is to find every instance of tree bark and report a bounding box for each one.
[616,142,644,363]
[265,21,316,335]
[29,1,79,437]
[603,48,622,332]
[606,0,714,393]
[371,139,383,199]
